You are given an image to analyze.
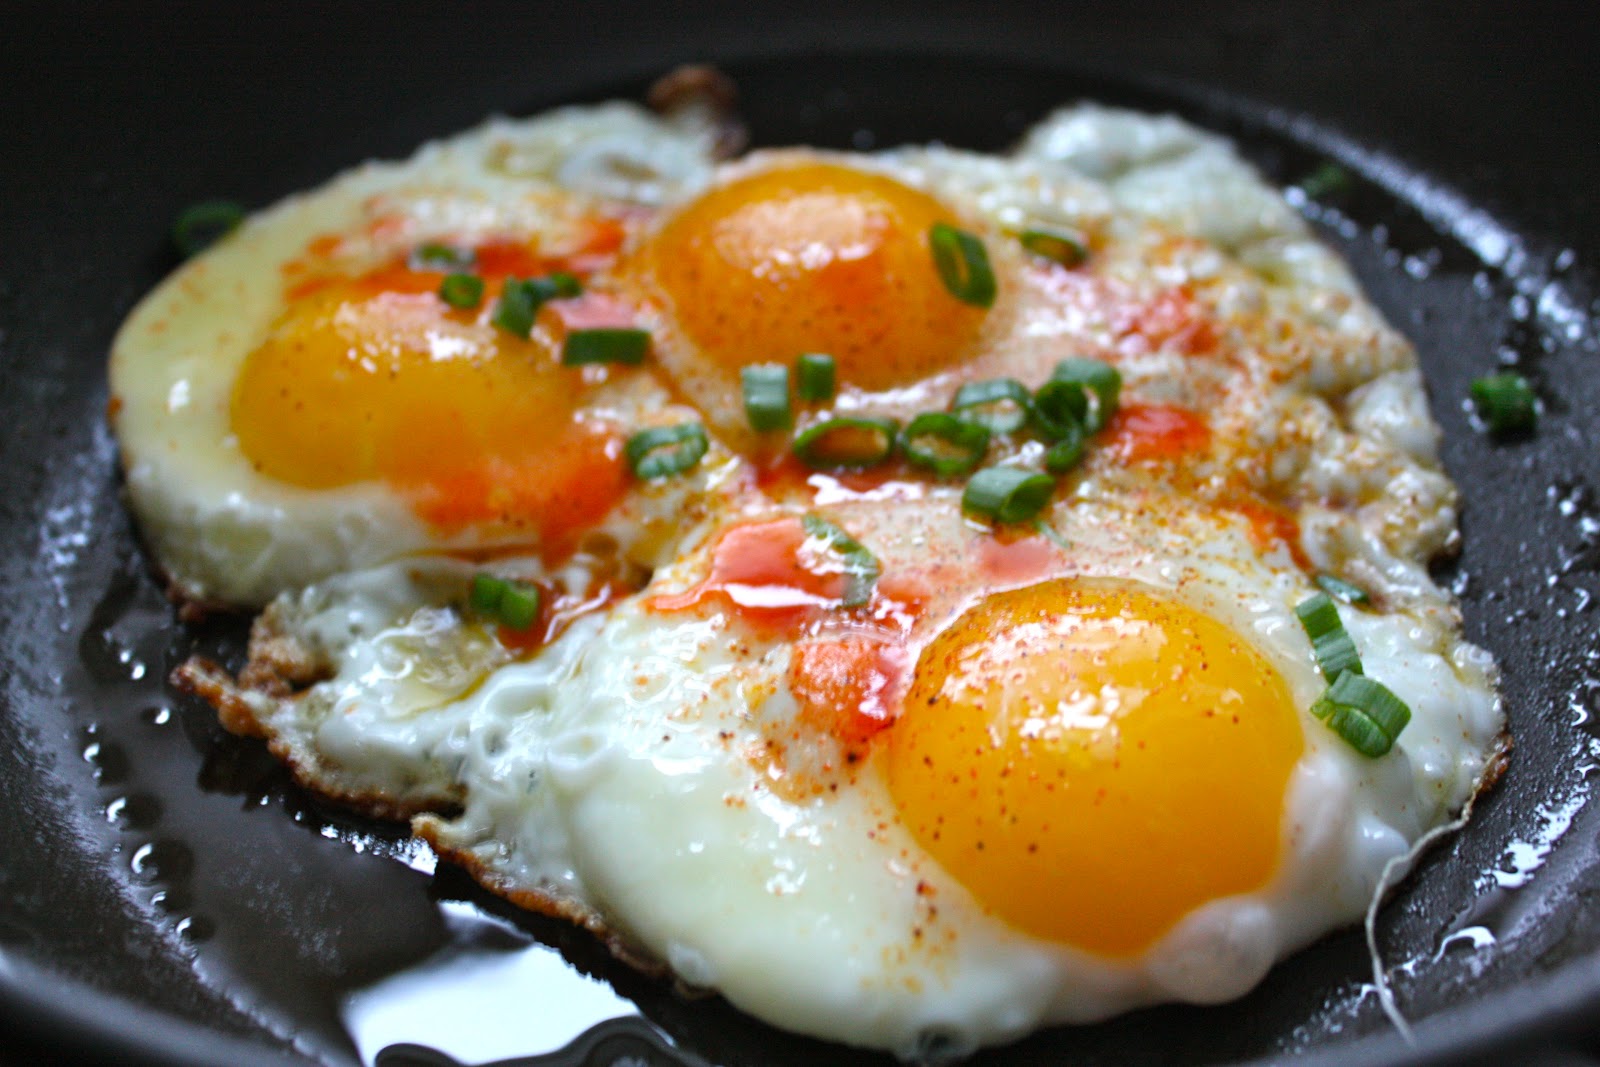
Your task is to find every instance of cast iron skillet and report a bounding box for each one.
[3,3,1599,1065]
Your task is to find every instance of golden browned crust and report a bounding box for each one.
[171,656,269,739]
[415,816,667,979]
[170,652,460,823]
[1475,730,1513,798]
[237,607,328,694]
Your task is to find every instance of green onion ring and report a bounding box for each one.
[963,467,1055,524]
[563,327,651,366]
[800,512,880,607]
[1048,358,1121,432]
[951,378,1033,435]
[901,412,990,477]
[791,417,899,470]
[796,353,837,402]
[438,272,484,310]
[1295,593,1363,683]
[928,222,997,308]
[172,199,246,258]
[625,423,708,479]
[742,364,792,431]
[1018,227,1087,268]
[1311,672,1412,758]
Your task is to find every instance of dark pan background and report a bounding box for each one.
[3,2,1599,1065]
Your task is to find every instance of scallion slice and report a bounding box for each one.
[1295,593,1363,682]
[438,272,484,310]
[792,417,899,470]
[410,242,476,272]
[801,513,880,607]
[1298,162,1352,202]
[625,423,708,479]
[963,467,1054,524]
[742,364,792,431]
[928,222,997,308]
[1049,358,1121,432]
[563,327,650,366]
[469,573,542,632]
[1018,227,1087,268]
[497,582,542,630]
[491,273,582,338]
[1315,574,1371,607]
[1311,672,1412,758]
[469,573,506,615]
[951,378,1033,434]
[172,200,245,258]
[1470,373,1537,435]
[1031,379,1088,442]
[1043,421,1087,475]
[796,353,837,402]
[901,412,990,477]
[1034,518,1071,550]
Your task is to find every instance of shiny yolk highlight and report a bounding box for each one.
[230,278,626,537]
[887,579,1301,956]
[643,162,988,391]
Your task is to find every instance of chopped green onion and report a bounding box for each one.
[792,417,899,470]
[928,222,997,309]
[438,272,484,310]
[1311,672,1412,758]
[1042,420,1088,475]
[796,353,837,402]
[563,327,650,366]
[1018,227,1087,268]
[901,413,990,477]
[1315,574,1371,607]
[1295,593,1363,682]
[801,513,880,607]
[1031,379,1088,442]
[1049,358,1121,432]
[742,364,792,431]
[497,582,542,630]
[172,200,245,258]
[963,467,1054,524]
[1470,373,1537,435]
[470,573,506,615]
[492,273,582,338]
[951,378,1033,434]
[1298,161,1352,202]
[468,573,542,631]
[410,242,476,272]
[1034,518,1071,550]
[625,423,708,479]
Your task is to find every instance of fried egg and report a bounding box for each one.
[110,101,729,607]
[139,73,1506,1060]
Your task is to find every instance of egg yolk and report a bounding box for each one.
[886,579,1301,956]
[230,281,626,536]
[643,162,988,391]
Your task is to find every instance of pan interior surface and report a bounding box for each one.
[2,41,1599,1067]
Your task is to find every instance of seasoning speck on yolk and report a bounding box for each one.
[886,578,1302,956]
[640,161,990,395]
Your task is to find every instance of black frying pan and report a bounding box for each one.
[3,3,1599,1065]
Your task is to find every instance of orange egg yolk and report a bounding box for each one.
[887,579,1301,956]
[643,162,988,391]
[230,279,626,537]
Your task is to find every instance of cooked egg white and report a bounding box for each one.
[143,93,1505,1060]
